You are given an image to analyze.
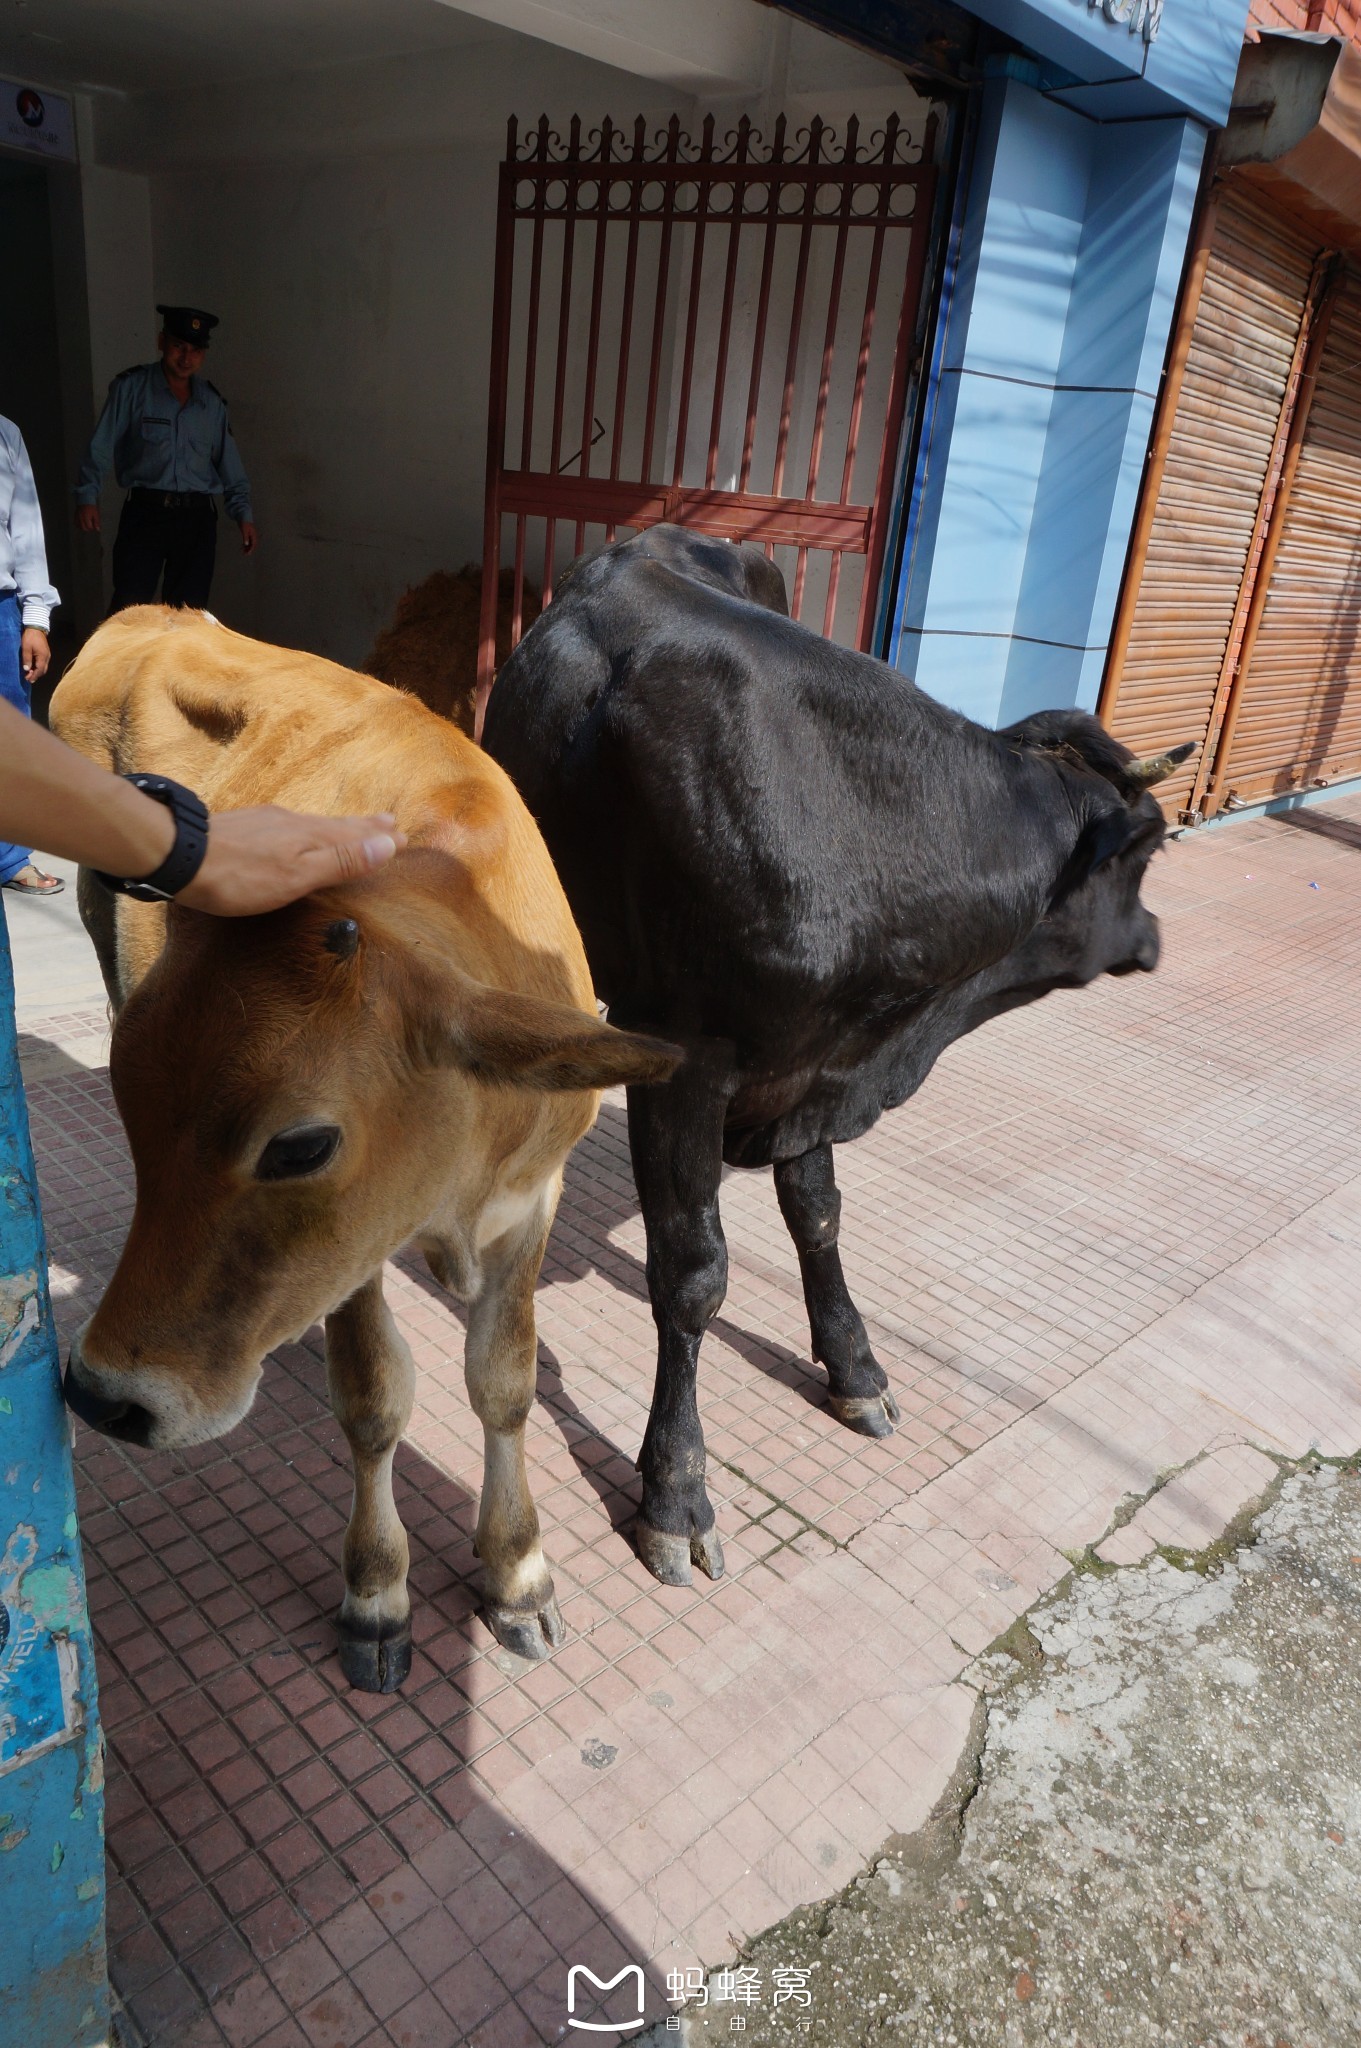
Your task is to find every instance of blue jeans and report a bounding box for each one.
[0,596,31,883]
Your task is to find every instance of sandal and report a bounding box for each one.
[3,863,65,896]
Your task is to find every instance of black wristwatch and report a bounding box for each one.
[95,774,210,902]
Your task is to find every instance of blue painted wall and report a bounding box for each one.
[0,910,108,2048]
[889,63,1208,727]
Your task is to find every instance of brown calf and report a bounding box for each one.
[363,565,541,736]
[51,607,675,1690]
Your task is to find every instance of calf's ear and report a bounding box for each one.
[415,973,682,1092]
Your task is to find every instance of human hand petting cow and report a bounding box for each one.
[0,699,405,912]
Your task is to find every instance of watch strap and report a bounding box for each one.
[95,774,210,902]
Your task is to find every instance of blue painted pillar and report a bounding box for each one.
[890,64,1206,727]
[0,906,108,2048]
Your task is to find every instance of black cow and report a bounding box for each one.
[484,525,1191,1588]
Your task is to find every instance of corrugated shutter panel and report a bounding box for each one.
[1213,265,1361,805]
[1107,189,1318,817]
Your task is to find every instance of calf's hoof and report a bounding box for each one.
[483,1591,566,1663]
[828,1390,898,1438]
[338,1615,412,1694]
[636,1518,725,1587]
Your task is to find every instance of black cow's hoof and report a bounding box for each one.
[484,1592,566,1662]
[636,1519,725,1587]
[828,1392,897,1438]
[338,1618,412,1693]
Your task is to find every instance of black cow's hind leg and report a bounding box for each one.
[628,1052,732,1587]
[774,1143,899,1439]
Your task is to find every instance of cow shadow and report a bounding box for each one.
[65,1322,677,2047]
[398,1095,838,1491]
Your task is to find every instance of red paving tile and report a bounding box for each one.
[19,795,1361,2040]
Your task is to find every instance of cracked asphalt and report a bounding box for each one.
[660,1461,1361,2047]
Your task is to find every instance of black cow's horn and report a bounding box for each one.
[1125,740,1197,789]
[323,917,360,958]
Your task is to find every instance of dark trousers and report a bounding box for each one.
[109,490,218,613]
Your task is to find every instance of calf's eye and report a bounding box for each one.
[256,1124,341,1181]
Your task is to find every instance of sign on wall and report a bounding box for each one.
[0,77,75,161]
[1086,0,1163,41]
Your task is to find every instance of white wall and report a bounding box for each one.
[91,36,687,663]
[76,161,155,396]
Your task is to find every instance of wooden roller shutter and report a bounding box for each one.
[1207,265,1361,809]
[1102,189,1320,820]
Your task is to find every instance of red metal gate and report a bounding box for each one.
[477,108,938,722]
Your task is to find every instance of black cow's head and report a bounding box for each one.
[995,709,1194,1000]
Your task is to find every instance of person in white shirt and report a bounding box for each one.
[0,413,63,895]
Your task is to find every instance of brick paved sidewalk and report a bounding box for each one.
[14,798,1361,2047]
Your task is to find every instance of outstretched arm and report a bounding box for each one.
[0,701,405,915]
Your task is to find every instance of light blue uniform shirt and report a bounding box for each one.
[76,363,253,522]
[0,415,59,631]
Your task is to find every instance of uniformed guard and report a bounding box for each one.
[74,305,258,613]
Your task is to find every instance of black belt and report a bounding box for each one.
[127,488,215,511]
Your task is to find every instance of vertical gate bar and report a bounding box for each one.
[771,118,825,500]
[822,548,843,634]
[512,514,527,644]
[838,136,894,511]
[518,207,545,475]
[1188,243,1334,817]
[1096,184,1221,731]
[856,135,934,649]
[1203,253,1342,815]
[705,118,751,491]
[671,114,717,490]
[641,116,682,484]
[606,117,648,539]
[791,544,810,618]
[574,119,613,553]
[738,115,787,495]
[803,119,858,508]
[828,219,886,644]
[543,117,582,601]
[830,119,895,639]
[548,119,581,479]
[476,119,519,736]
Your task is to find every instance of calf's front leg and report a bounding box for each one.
[464,1201,566,1662]
[774,1142,899,1438]
[326,1275,416,1692]
[629,1050,732,1587]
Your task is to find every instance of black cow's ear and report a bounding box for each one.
[1049,808,1137,907]
[1080,808,1137,876]
[408,964,682,1092]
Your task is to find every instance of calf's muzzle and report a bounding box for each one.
[63,1354,155,1445]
